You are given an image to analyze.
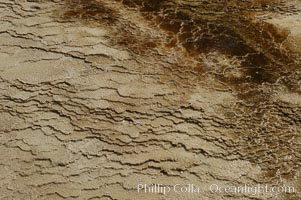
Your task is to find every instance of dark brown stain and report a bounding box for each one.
[62,0,118,23]
[59,0,300,100]
[116,0,300,103]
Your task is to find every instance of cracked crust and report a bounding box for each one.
[0,0,300,199]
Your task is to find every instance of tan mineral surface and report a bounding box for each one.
[0,0,300,199]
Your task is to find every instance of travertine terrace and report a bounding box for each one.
[0,0,300,199]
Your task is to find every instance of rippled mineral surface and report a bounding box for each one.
[0,0,301,199]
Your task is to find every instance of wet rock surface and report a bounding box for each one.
[0,0,301,199]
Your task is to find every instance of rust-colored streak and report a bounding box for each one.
[118,0,295,86]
